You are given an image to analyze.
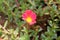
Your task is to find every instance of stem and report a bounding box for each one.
[15,0,20,7]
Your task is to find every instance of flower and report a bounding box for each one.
[0,38,3,40]
[22,10,37,25]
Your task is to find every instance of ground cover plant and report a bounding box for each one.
[0,0,60,40]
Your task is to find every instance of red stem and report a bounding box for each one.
[15,0,20,7]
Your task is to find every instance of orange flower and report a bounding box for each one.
[22,10,37,25]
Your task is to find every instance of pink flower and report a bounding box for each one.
[22,10,37,25]
[0,38,3,40]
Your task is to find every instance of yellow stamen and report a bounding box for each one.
[26,17,32,23]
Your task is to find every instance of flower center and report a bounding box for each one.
[26,17,32,23]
